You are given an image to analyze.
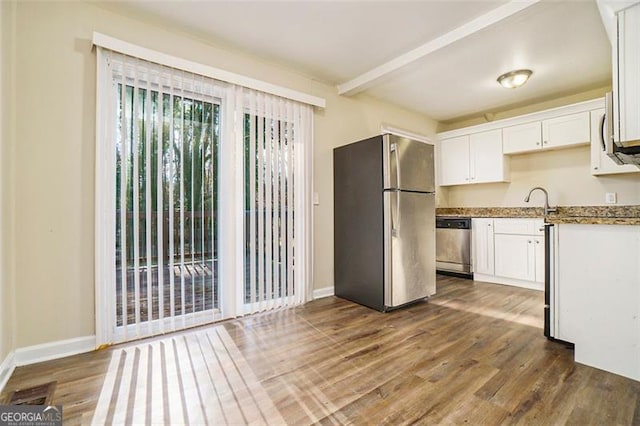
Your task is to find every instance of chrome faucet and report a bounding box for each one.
[524,186,557,216]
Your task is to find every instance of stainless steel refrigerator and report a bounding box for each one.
[334,134,436,311]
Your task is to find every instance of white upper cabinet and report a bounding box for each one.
[542,111,591,149]
[614,3,640,143]
[437,98,603,181]
[590,108,640,175]
[438,99,603,170]
[469,130,507,183]
[439,135,470,186]
[503,112,590,154]
[438,130,508,186]
[503,122,542,154]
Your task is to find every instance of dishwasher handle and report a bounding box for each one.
[436,217,471,229]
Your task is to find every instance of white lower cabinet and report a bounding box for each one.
[556,224,640,381]
[534,235,544,285]
[494,234,536,282]
[473,218,544,291]
[472,218,494,275]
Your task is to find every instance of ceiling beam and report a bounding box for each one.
[337,0,541,96]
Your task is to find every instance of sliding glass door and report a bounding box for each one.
[114,78,220,340]
[96,49,313,345]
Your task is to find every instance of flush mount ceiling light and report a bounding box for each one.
[497,69,533,89]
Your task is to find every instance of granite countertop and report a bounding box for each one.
[436,206,640,225]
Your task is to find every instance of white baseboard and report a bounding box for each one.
[313,286,334,299]
[13,335,96,367]
[474,273,544,291]
[0,351,16,395]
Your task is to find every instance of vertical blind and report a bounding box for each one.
[96,49,313,344]
[242,91,312,314]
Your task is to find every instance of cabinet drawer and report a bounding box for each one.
[493,219,543,235]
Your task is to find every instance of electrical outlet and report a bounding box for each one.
[313,192,320,206]
[605,192,617,204]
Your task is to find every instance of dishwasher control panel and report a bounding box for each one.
[436,217,471,229]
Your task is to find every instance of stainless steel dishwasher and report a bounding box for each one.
[435,217,472,278]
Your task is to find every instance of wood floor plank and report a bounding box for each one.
[2,275,639,425]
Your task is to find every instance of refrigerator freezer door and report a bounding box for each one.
[334,136,385,311]
[384,191,436,308]
[383,134,435,192]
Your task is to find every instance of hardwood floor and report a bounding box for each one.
[2,275,639,425]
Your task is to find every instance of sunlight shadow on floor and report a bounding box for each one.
[429,298,541,329]
[91,327,284,425]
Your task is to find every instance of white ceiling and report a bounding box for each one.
[115,0,612,122]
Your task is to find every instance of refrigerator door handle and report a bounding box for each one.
[391,142,401,189]
[388,191,400,238]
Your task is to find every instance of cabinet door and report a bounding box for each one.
[534,236,544,283]
[503,122,542,154]
[590,109,640,175]
[494,234,535,281]
[616,4,640,142]
[542,111,590,149]
[472,218,494,275]
[438,136,469,186]
[469,129,508,183]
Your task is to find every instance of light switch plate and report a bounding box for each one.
[605,192,617,204]
[313,192,320,206]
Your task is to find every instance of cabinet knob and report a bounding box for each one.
[543,140,548,145]
[536,142,540,146]
[594,166,599,170]
[528,240,532,243]
[536,240,540,244]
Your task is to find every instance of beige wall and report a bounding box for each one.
[1,0,16,365]
[7,1,437,348]
[437,88,640,208]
